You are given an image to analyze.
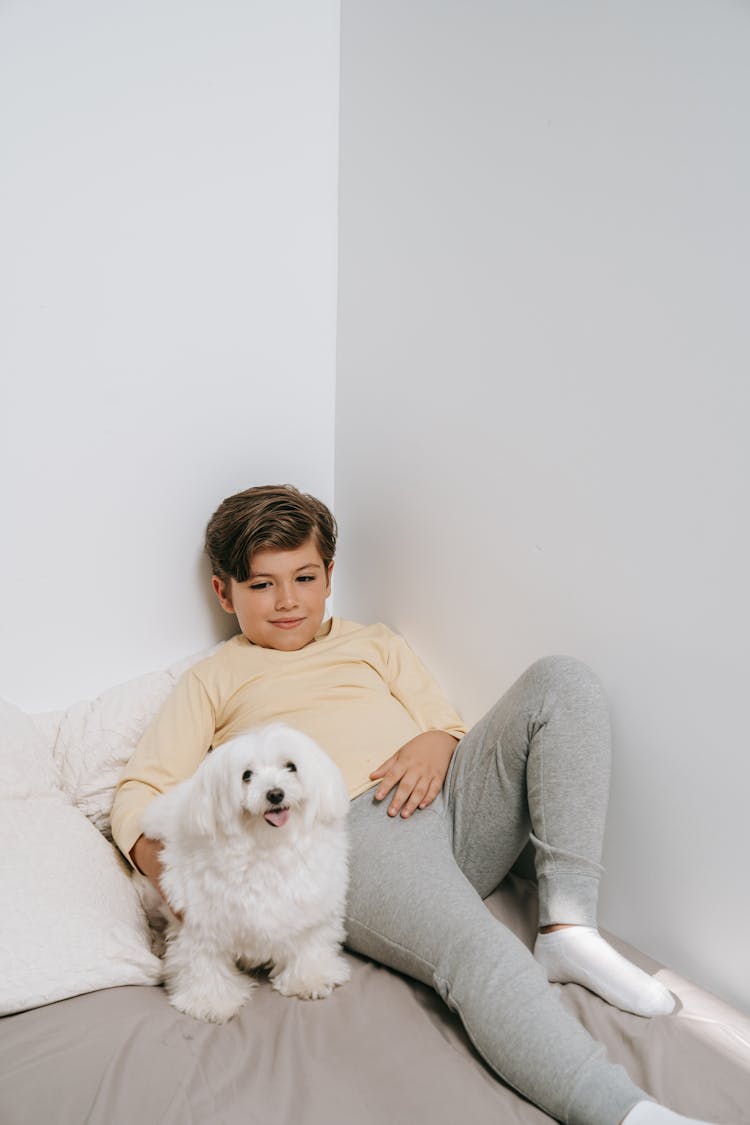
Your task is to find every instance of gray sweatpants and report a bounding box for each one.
[345,656,648,1125]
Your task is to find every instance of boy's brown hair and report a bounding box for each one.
[205,484,338,584]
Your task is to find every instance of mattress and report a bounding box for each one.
[2,873,748,1125]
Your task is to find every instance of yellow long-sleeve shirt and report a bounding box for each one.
[111,617,466,862]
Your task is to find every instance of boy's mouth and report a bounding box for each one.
[270,618,304,630]
[263,806,291,828]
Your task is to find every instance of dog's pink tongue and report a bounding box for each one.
[264,807,290,828]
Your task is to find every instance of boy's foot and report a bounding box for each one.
[622,1100,714,1124]
[533,926,676,1017]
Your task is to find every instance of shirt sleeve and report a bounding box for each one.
[383,631,467,741]
[110,668,216,865]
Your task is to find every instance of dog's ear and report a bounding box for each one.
[303,743,350,826]
[186,748,240,838]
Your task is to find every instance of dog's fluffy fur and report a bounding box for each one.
[138,724,351,1023]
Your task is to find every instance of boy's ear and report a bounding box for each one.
[211,575,235,615]
[325,561,334,597]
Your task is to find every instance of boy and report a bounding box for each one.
[112,485,708,1125]
[113,484,466,885]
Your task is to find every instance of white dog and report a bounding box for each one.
[138,723,351,1023]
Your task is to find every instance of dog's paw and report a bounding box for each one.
[167,977,256,1024]
[168,992,248,1024]
[272,973,334,1000]
[271,953,351,1000]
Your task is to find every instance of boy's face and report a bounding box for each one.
[212,537,333,651]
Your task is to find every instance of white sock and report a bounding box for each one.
[622,1100,715,1124]
[533,926,676,1017]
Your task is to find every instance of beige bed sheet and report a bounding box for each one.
[1,874,748,1125]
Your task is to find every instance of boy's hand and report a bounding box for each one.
[370,731,459,819]
[131,834,181,917]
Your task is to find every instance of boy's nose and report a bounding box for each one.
[275,585,298,609]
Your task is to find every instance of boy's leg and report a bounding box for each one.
[345,791,645,1125]
[446,655,674,1016]
[445,654,610,923]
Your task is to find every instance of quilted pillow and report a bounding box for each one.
[0,700,161,1016]
[32,644,223,838]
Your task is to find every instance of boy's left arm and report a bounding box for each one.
[370,729,459,819]
[371,631,466,818]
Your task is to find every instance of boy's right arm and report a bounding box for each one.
[131,836,183,918]
[111,668,217,872]
[131,834,164,884]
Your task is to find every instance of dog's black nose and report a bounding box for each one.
[266,788,285,805]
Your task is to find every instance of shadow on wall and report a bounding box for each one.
[195,552,240,646]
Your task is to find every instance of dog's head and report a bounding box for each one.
[186,724,349,839]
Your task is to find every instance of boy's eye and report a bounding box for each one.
[296,575,315,583]
[249,582,271,591]
[285,762,297,772]
[242,769,253,783]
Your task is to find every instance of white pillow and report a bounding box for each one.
[0,700,161,1016]
[34,644,223,837]
[42,670,177,837]
[1,696,59,798]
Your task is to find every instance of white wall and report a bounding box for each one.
[335,0,750,1011]
[0,0,340,711]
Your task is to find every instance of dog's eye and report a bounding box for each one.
[242,769,253,783]
[285,761,297,773]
